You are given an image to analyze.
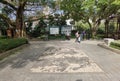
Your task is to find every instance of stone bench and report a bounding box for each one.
[104,38,114,46]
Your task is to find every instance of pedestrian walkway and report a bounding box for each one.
[0,40,120,81]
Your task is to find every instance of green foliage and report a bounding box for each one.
[95,34,105,40]
[97,23,105,34]
[2,6,14,15]
[30,25,41,37]
[110,41,120,50]
[26,21,33,35]
[60,0,120,37]
[97,28,105,34]
[28,19,47,37]
[48,34,65,40]
[60,0,84,21]
[112,0,120,5]
[48,15,54,26]
[48,14,66,27]
[71,30,77,38]
[0,19,8,29]
[0,38,28,53]
[75,21,89,31]
[0,36,8,39]
[108,23,115,33]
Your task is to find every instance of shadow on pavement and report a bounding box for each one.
[0,42,49,69]
[76,79,83,81]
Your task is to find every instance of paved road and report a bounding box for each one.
[0,40,120,81]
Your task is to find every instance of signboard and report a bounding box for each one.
[50,27,59,34]
[61,26,72,34]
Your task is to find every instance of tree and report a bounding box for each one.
[60,0,84,21]
[60,0,101,38]
[60,0,120,38]
[0,0,27,37]
[112,0,120,38]
[81,0,109,38]
[27,18,47,37]
[0,18,8,36]
[0,0,50,38]
[98,0,120,38]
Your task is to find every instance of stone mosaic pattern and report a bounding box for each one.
[31,46,103,73]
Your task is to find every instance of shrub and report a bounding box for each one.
[0,38,28,53]
[97,28,105,34]
[95,34,105,40]
[110,42,120,50]
[97,22,105,34]
[0,36,8,39]
[48,34,66,40]
[71,30,77,38]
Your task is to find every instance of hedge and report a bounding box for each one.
[0,38,28,53]
[0,36,8,39]
[110,42,120,50]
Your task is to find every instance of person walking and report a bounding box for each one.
[65,31,70,40]
[78,33,81,43]
[75,31,79,42]
[82,30,86,40]
[75,31,81,43]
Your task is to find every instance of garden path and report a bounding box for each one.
[0,40,120,81]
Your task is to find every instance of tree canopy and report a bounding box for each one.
[0,0,120,38]
[60,0,120,38]
[0,0,57,37]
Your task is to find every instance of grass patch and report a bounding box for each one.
[0,38,28,53]
[0,36,8,39]
[48,35,66,40]
[110,41,120,50]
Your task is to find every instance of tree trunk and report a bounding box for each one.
[92,22,97,38]
[16,7,23,37]
[15,2,26,38]
[105,19,109,38]
[90,22,98,38]
[87,19,100,39]
[0,30,2,36]
[91,28,96,38]
[7,29,12,38]
[117,15,120,39]
[87,20,92,38]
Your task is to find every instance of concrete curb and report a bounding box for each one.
[97,43,120,54]
[0,44,30,60]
